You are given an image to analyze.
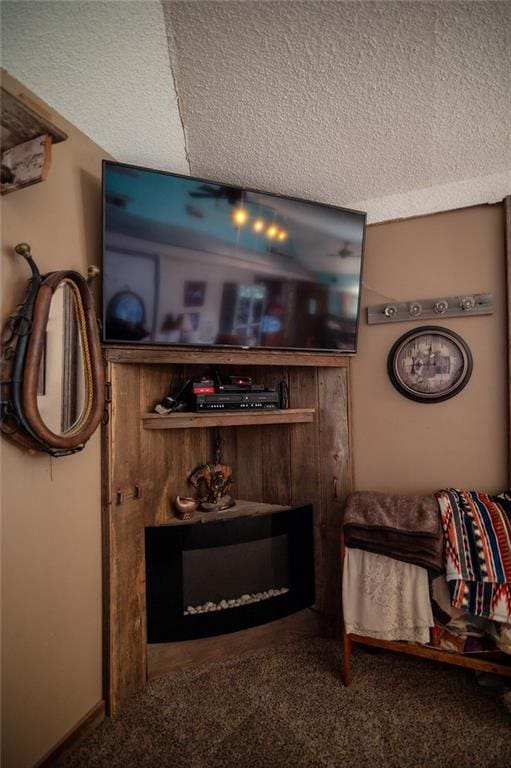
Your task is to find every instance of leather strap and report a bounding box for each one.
[1,257,104,456]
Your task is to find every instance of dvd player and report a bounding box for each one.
[194,391,280,411]
[217,383,266,392]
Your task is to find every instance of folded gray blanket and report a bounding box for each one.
[343,491,443,573]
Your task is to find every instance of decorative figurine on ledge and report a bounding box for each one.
[174,495,199,520]
[186,430,235,512]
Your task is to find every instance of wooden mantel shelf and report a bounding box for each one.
[142,408,315,430]
[104,345,351,367]
[153,499,292,527]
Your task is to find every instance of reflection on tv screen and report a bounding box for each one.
[102,162,366,352]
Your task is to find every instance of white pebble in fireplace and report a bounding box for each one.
[184,587,290,615]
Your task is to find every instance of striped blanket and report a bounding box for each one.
[436,489,511,623]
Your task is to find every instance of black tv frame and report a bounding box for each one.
[101,159,367,354]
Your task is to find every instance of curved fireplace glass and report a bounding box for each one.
[145,504,314,642]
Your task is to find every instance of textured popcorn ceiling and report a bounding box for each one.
[1,1,509,221]
[165,0,511,221]
[1,1,189,174]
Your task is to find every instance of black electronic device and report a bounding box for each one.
[192,378,215,394]
[228,375,252,385]
[217,383,266,392]
[194,391,280,411]
[102,161,366,352]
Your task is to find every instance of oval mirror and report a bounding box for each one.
[36,281,87,435]
[21,269,104,454]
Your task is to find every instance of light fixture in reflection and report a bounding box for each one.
[231,208,290,244]
[232,208,249,227]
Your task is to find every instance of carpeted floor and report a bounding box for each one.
[58,638,510,768]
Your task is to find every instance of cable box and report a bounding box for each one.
[194,391,280,411]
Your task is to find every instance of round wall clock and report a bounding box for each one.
[387,326,473,403]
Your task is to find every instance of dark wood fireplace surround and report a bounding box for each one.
[103,346,352,715]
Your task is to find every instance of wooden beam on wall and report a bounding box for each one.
[1,82,68,195]
[1,133,52,194]
[0,85,67,149]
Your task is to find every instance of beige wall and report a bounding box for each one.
[351,204,508,495]
[0,73,507,768]
[1,72,108,768]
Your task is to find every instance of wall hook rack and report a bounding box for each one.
[367,293,493,325]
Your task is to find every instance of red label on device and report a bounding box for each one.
[193,386,216,394]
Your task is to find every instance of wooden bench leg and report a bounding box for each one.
[341,631,352,686]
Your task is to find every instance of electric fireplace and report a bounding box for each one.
[145,504,315,642]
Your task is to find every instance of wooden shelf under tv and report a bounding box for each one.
[142,408,315,430]
[103,344,351,368]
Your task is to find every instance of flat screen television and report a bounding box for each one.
[102,161,366,353]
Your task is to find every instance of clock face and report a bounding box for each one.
[388,327,473,402]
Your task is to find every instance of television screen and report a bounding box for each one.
[102,161,366,352]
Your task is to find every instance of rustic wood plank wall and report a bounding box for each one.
[106,364,145,709]
[317,367,351,629]
[261,367,292,506]
[104,356,352,714]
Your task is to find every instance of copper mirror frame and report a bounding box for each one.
[1,244,104,456]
